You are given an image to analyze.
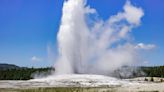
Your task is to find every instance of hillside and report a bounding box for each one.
[0,63,20,70]
[0,63,54,80]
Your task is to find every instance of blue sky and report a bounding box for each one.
[0,0,163,67]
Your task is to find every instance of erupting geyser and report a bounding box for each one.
[55,0,144,75]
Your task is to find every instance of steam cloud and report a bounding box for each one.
[54,0,144,75]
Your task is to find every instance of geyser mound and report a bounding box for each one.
[30,74,130,87]
[55,0,144,75]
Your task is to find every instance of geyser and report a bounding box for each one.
[55,0,144,75]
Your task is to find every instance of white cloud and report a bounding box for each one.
[143,61,149,64]
[135,43,156,50]
[123,1,144,25]
[31,56,42,62]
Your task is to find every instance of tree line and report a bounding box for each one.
[0,66,163,80]
[141,66,164,77]
[0,67,54,80]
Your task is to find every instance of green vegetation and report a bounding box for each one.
[0,67,54,80]
[0,87,117,92]
[141,66,164,78]
[0,87,160,92]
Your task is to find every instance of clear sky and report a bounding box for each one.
[0,0,163,67]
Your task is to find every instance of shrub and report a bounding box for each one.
[150,77,154,82]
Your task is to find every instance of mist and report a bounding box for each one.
[54,0,144,75]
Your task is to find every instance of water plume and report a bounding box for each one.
[54,0,144,75]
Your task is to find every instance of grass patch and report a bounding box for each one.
[0,87,117,92]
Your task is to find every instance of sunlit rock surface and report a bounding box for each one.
[0,74,133,88]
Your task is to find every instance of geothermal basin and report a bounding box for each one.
[0,74,164,92]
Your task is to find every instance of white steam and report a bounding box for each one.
[54,0,144,75]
